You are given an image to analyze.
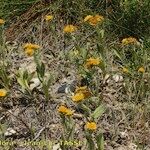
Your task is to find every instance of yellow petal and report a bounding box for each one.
[63,25,77,33]
[0,89,7,97]
[72,92,85,102]
[121,38,128,45]
[75,86,88,93]
[94,15,104,22]
[85,58,100,68]
[65,109,74,116]
[122,67,129,73]
[85,15,104,26]
[0,19,5,25]
[45,15,53,21]
[84,15,93,22]
[88,17,98,26]
[58,105,68,114]
[58,105,74,116]
[23,43,40,49]
[25,48,34,56]
[121,37,138,45]
[138,67,145,73]
[85,122,97,130]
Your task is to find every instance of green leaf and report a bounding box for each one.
[36,63,40,74]
[113,49,122,60]
[23,70,28,80]
[80,48,87,60]
[24,79,30,90]
[17,78,26,90]
[97,44,104,57]
[99,61,105,72]
[96,132,104,150]
[85,132,95,150]
[99,29,105,39]
[67,123,75,140]
[47,74,53,87]
[91,105,105,120]
[80,104,91,116]
[27,72,35,82]
[36,62,45,81]
[40,62,45,78]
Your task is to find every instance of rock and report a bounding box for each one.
[29,78,41,90]
[52,143,62,150]
[112,74,123,82]
[4,128,17,137]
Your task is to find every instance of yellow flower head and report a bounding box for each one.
[122,67,129,73]
[94,15,104,22]
[58,105,67,113]
[63,25,77,33]
[58,105,74,116]
[72,86,91,102]
[65,109,74,116]
[0,19,5,25]
[84,15,104,26]
[121,37,138,45]
[138,67,145,73]
[0,89,7,97]
[72,92,85,102]
[84,15,93,22]
[85,58,100,68]
[45,15,53,21]
[24,48,34,56]
[23,43,40,49]
[23,43,40,56]
[75,86,87,93]
[85,122,97,130]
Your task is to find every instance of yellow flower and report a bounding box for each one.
[138,67,145,73]
[58,105,74,116]
[94,15,104,22]
[122,67,129,73]
[23,43,40,49]
[72,86,91,102]
[58,105,67,113]
[84,15,104,26]
[0,89,7,97]
[23,43,40,56]
[85,58,100,68]
[84,15,93,22]
[72,92,85,102]
[121,37,138,45]
[63,25,77,33]
[85,122,97,130]
[75,86,87,93]
[24,48,34,56]
[65,109,74,116]
[45,15,53,21]
[0,19,5,25]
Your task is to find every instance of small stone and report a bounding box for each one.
[57,80,77,94]
[128,143,137,150]
[112,74,123,82]
[29,78,41,90]
[52,143,62,150]
[120,131,128,139]
[103,74,110,83]
[57,84,68,93]
[4,128,17,137]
